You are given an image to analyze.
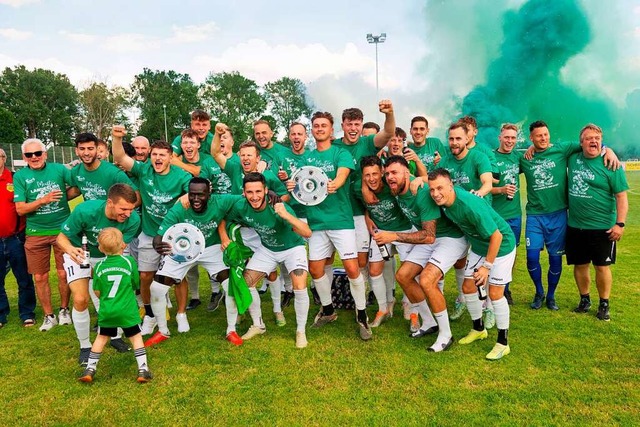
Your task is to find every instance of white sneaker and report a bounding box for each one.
[176,312,190,333]
[39,315,58,331]
[140,315,157,335]
[241,324,266,340]
[295,331,308,348]
[58,308,73,325]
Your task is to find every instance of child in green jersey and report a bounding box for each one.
[78,228,152,383]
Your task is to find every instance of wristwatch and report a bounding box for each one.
[615,222,625,228]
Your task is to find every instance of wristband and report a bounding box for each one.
[616,222,625,228]
[482,261,494,270]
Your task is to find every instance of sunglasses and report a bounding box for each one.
[24,151,44,158]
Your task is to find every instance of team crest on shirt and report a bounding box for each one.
[6,183,13,192]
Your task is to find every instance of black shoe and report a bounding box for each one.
[573,299,592,313]
[78,367,96,383]
[207,292,223,312]
[110,338,132,353]
[596,303,610,321]
[546,298,559,311]
[186,299,201,310]
[136,369,153,383]
[78,347,91,367]
[310,287,321,305]
[366,290,376,307]
[504,289,513,305]
[281,291,294,309]
[530,293,545,310]
[409,325,439,338]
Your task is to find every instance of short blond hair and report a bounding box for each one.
[98,228,124,256]
[579,123,603,142]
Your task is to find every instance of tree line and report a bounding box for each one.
[0,66,314,149]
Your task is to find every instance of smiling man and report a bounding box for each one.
[171,110,214,157]
[253,120,289,176]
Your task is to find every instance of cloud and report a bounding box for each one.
[58,30,97,44]
[102,33,161,53]
[0,27,32,40]
[169,22,218,43]
[0,53,94,85]
[0,0,39,7]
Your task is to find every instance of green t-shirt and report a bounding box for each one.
[469,142,498,173]
[567,153,629,229]
[443,187,515,257]
[280,149,309,219]
[70,160,138,201]
[439,149,493,201]
[260,142,289,176]
[130,161,191,236]
[13,162,74,236]
[409,137,445,172]
[93,255,140,328]
[492,150,523,220]
[394,180,441,229]
[304,145,355,231]
[222,155,287,197]
[229,199,304,252]
[172,132,214,156]
[61,200,141,258]
[157,194,242,247]
[520,141,580,215]
[354,181,412,232]
[333,135,378,216]
[181,153,231,195]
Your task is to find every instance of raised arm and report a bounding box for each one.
[373,220,436,245]
[111,125,134,172]
[373,99,396,149]
[211,123,229,170]
[328,167,351,193]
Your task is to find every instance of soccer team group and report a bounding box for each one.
[0,99,629,383]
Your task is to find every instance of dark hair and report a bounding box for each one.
[363,122,380,132]
[427,167,451,181]
[108,183,137,204]
[122,142,136,158]
[395,127,407,140]
[411,116,429,128]
[449,121,468,133]
[243,172,266,187]
[360,155,382,171]
[384,155,409,169]
[191,110,210,121]
[189,176,211,190]
[529,120,548,133]
[342,108,364,122]
[150,140,172,153]
[311,111,334,126]
[181,128,199,140]
[459,116,477,130]
[75,132,98,146]
[239,140,261,154]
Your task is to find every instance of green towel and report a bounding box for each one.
[222,223,253,314]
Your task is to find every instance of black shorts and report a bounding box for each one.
[566,227,616,266]
[98,324,141,338]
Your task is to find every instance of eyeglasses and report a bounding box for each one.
[24,151,44,158]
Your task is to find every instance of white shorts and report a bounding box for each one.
[128,237,139,261]
[157,244,227,282]
[246,245,308,275]
[405,236,469,274]
[240,227,263,253]
[137,232,161,272]
[63,253,103,284]
[354,215,370,253]
[369,229,415,263]
[308,229,358,261]
[464,249,516,286]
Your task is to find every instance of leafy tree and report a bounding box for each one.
[0,106,25,145]
[131,68,200,141]
[0,65,79,145]
[263,77,313,137]
[200,71,267,145]
[79,81,130,140]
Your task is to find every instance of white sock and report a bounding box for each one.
[463,292,483,321]
[72,308,91,348]
[186,266,200,300]
[383,258,396,302]
[437,279,445,293]
[89,279,100,311]
[412,300,437,329]
[359,266,370,288]
[150,281,170,335]
[269,276,282,313]
[455,268,465,303]
[484,296,493,311]
[369,274,388,312]
[248,287,264,327]
[434,310,452,340]
[293,289,309,333]
[492,296,510,330]
[348,273,367,310]
[210,277,221,294]
[221,279,237,334]
[312,274,332,306]
[324,265,334,283]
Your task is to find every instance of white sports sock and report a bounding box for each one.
[150,281,170,335]
[348,273,367,310]
[383,258,396,302]
[221,279,237,334]
[312,274,332,306]
[210,277,221,294]
[434,310,452,340]
[484,296,493,310]
[72,308,91,348]
[463,292,483,321]
[293,289,309,333]
[88,279,100,311]
[248,287,264,327]
[455,268,465,303]
[134,347,148,371]
[359,266,370,288]
[186,266,200,300]
[412,300,437,329]
[323,265,334,283]
[492,296,510,330]
[369,274,388,312]
[269,276,282,313]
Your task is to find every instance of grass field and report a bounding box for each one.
[2,173,639,426]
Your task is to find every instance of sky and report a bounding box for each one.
[1,0,639,141]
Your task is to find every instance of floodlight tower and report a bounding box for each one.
[366,32,387,101]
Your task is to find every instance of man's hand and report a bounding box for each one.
[503,184,517,198]
[433,151,441,166]
[112,125,127,139]
[273,202,288,218]
[220,236,231,251]
[327,179,337,194]
[403,147,419,162]
[409,177,424,195]
[178,194,190,209]
[153,240,173,256]
[215,123,227,136]
[277,168,289,181]
[286,179,296,192]
[267,190,281,206]
[524,145,535,160]
[68,246,87,265]
[606,224,624,241]
[603,148,620,171]
[41,189,63,205]
[473,267,489,286]
[372,230,396,245]
[379,99,394,115]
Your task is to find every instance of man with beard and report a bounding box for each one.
[131,136,151,163]
[111,126,191,336]
[228,173,311,348]
[253,120,289,176]
[407,116,444,172]
[146,177,242,346]
[57,184,141,365]
[172,110,214,157]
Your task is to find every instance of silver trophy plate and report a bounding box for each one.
[290,166,329,206]
[162,223,205,263]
